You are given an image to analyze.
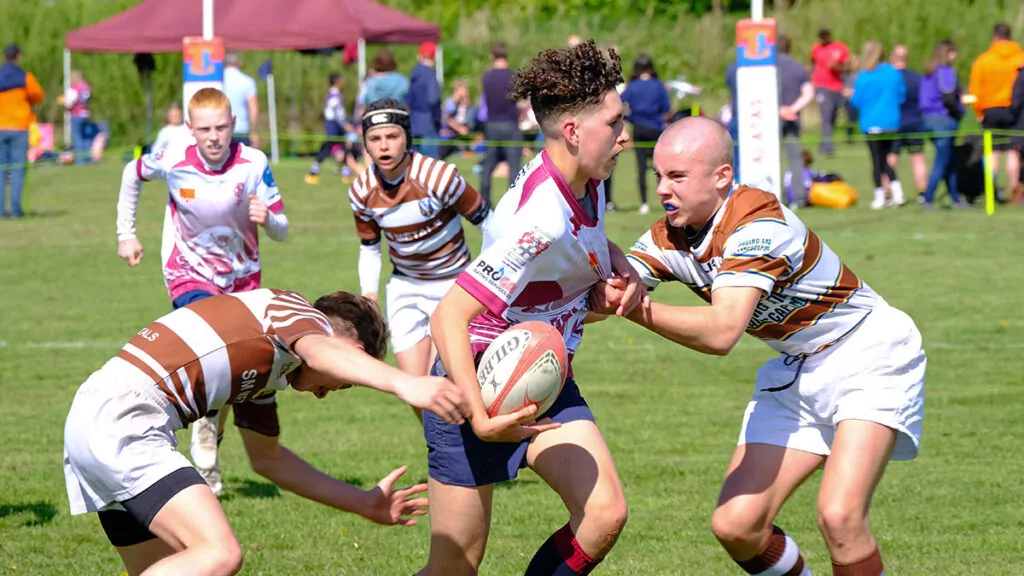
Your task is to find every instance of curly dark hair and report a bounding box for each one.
[510,39,623,132]
[313,291,389,360]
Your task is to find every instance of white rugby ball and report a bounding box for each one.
[476,321,569,417]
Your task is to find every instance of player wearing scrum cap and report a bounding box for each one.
[347,99,491,421]
[115,87,291,495]
[63,288,465,576]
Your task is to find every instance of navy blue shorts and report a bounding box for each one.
[172,290,214,310]
[424,358,594,487]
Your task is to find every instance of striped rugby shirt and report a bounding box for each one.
[348,151,486,280]
[110,289,332,435]
[628,185,882,357]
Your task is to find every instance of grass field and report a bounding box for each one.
[1,146,1023,575]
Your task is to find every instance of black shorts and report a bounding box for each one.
[981,109,1019,151]
[97,467,206,547]
[892,121,925,154]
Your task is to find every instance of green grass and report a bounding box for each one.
[1,145,1023,575]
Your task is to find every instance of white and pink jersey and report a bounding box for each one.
[456,151,610,374]
[118,143,284,301]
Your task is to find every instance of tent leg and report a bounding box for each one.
[63,49,71,148]
[358,38,366,83]
[267,73,279,164]
[436,44,444,89]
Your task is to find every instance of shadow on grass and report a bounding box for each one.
[220,479,282,502]
[0,501,57,526]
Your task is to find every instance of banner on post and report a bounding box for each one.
[736,19,782,198]
[183,37,224,107]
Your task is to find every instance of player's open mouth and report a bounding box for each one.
[663,203,678,214]
[379,155,393,164]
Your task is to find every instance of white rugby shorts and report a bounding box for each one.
[64,359,192,515]
[739,303,926,461]
[385,275,455,353]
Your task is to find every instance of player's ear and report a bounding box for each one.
[715,164,734,189]
[560,116,579,147]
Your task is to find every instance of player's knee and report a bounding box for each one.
[584,489,628,544]
[710,501,766,547]
[816,501,868,541]
[204,539,244,575]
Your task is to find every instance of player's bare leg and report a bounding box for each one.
[395,336,436,422]
[817,419,895,574]
[523,420,629,574]
[418,480,494,576]
[116,539,177,576]
[124,484,242,576]
[712,443,824,574]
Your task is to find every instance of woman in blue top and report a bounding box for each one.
[620,54,670,215]
[919,40,969,209]
[851,41,906,209]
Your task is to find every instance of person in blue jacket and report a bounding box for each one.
[851,41,906,209]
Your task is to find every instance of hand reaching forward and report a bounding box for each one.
[360,466,429,526]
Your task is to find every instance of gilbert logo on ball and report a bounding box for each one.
[476,321,568,417]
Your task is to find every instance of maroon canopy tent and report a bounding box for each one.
[62,0,443,152]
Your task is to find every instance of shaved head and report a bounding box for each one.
[659,116,735,173]
[891,44,908,67]
[652,116,735,229]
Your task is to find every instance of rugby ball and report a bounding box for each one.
[476,321,568,418]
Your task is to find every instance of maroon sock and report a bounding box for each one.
[832,546,884,576]
[735,525,807,576]
[524,523,603,576]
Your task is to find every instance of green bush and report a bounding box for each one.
[1,0,1020,148]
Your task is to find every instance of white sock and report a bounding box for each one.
[890,180,904,203]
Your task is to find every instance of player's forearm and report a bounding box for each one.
[255,445,371,517]
[117,161,143,240]
[430,300,488,423]
[358,242,383,296]
[626,302,737,356]
[264,210,289,241]
[607,240,632,277]
[299,337,409,397]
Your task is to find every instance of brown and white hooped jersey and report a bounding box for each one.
[110,289,332,435]
[628,186,882,357]
[348,151,487,280]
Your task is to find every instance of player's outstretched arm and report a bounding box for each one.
[116,161,147,266]
[239,428,427,526]
[607,240,650,316]
[430,284,560,443]
[626,286,762,356]
[293,334,465,424]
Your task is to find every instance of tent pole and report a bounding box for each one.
[144,72,153,143]
[358,38,366,83]
[436,44,444,89]
[203,0,214,39]
[267,73,279,165]
[63,49,71,147]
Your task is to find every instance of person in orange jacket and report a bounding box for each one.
[968,23,1024,197]
[0,43,44,218]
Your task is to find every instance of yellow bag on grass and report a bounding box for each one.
[809,181,858,210]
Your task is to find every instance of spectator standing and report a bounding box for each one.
[810,28,850,155]
[223,51,260,148]
[920,40,968,209]
[438,79,475,160]
[58,69,93,164]
[363,49,409,106]
[776,34,815,208]
[407,42,443,159]
[479,42,522,207]
[851,41,906,210]
[621,54,670,214]
[0,43,43,219]
[887,45,929,195]
[968,23,1024,198]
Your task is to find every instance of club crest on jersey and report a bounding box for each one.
[418,197,440,217]
[502,228,552,271]
[179,188,195,204]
